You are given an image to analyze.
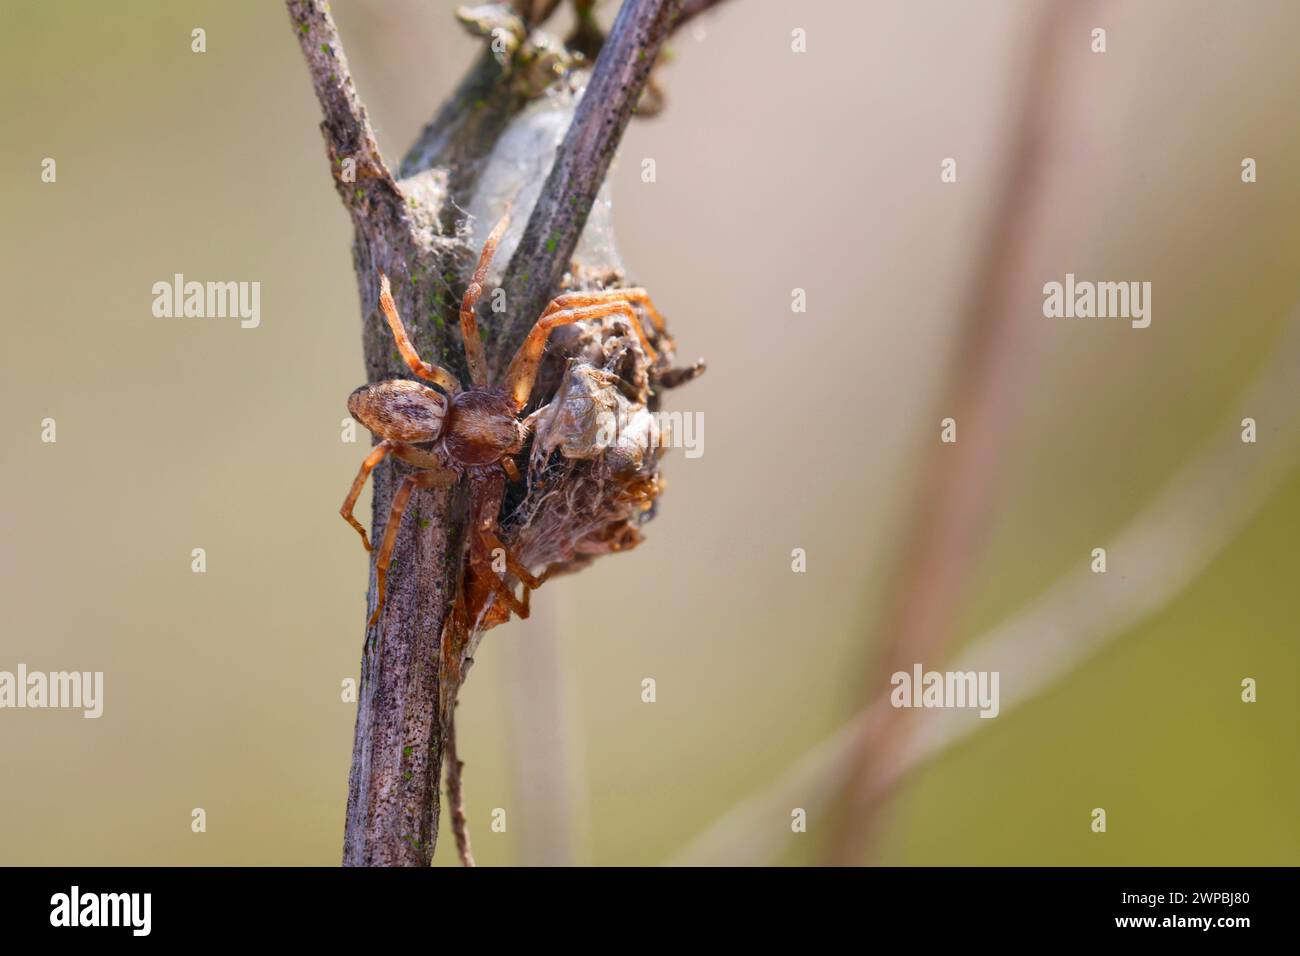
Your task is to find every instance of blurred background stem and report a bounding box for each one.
[828,0,1095,864]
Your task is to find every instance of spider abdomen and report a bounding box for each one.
[443,387,527,467]
[348,379,448,443]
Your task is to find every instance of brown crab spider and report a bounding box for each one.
[340,212,665,629]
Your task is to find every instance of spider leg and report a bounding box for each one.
[472,527,548,622]
[658,358,707,389]
[368,466,459,631]
[502,301,644,412]
[483,566,530,619]
[340,439,397,551]
[538,289,662,363]
[459,210,511,388]
[481,528,548,590]
[378,273,461,394]
[542,287,667,335]
[536,289,703,392]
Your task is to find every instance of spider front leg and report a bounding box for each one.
[502,301,647,411]
[537,290,703,391]
[543,287,667,337]
[378,274,461,394]
[369,465,459,631]
[340,439,397,551]
[538,289,664,363]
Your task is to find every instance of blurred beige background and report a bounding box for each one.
[1,0,1297,866]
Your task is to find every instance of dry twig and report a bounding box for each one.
[446,717,476,867]
[286,0,682,866]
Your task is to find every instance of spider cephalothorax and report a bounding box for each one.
[340,213,670,631]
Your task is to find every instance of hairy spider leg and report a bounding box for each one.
[340,439,396,551]
[378,273,461,394]
[538,289,663,362]
[467,520,551,621]
[460,473,542,621]
[503,301,645,411]
[459,210,512,389]
[368,467,458,630]
[480,526,548,591]
[542,286,667,335]
[477,562,529,619]
[545,290,706,391]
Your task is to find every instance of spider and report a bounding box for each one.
[340,212,668,630]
